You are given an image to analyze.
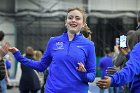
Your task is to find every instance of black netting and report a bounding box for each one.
[16,16,136,56]
[16,16,65,53]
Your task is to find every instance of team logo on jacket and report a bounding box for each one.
[56,42,64,49]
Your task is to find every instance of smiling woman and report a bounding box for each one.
[65,8,87,35]
[8,7,96,93]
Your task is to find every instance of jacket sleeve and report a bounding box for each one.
[80,42,96,83]
[110,42,140,86]
[113,52,127,67]
[13,38,53,72]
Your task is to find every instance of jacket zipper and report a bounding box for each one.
[67,41,71,55]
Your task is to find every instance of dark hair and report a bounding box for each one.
[0,31,4,41]
[127,30,140,49]
[104,47,111,54]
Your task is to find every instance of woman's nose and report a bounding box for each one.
[71,18,76,22]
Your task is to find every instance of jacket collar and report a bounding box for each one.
[62,31,83,42]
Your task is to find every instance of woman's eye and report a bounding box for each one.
[67,16,81,20]
[68,16,73,20]
[76,17,80,20]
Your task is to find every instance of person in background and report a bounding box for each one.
[8,7,96,93]
[106,30,135,93]
[0,31,10,93]
[34,50,43,61]
[112,30,135,71]
[19,46,41,93]
[96,31,140,93]
[34,50,45,93]
[0,31,6,81]
[98,47,114,93]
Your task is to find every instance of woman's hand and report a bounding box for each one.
[76,62,86,72]
[8,47,19,53]
[96,76,111,89]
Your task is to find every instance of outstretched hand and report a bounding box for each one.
[8,47,19,53]
[76,62,86,72]
[96,76,111,89]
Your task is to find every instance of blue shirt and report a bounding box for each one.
[110,42,140,93]
[6,60,11,69]
[99,56,113,79]
[13,33,96,93]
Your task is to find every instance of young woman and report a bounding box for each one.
[9,7,96,93]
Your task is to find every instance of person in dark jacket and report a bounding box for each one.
[19,46,41,93]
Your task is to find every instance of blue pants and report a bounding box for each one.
[0,78,7,93]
